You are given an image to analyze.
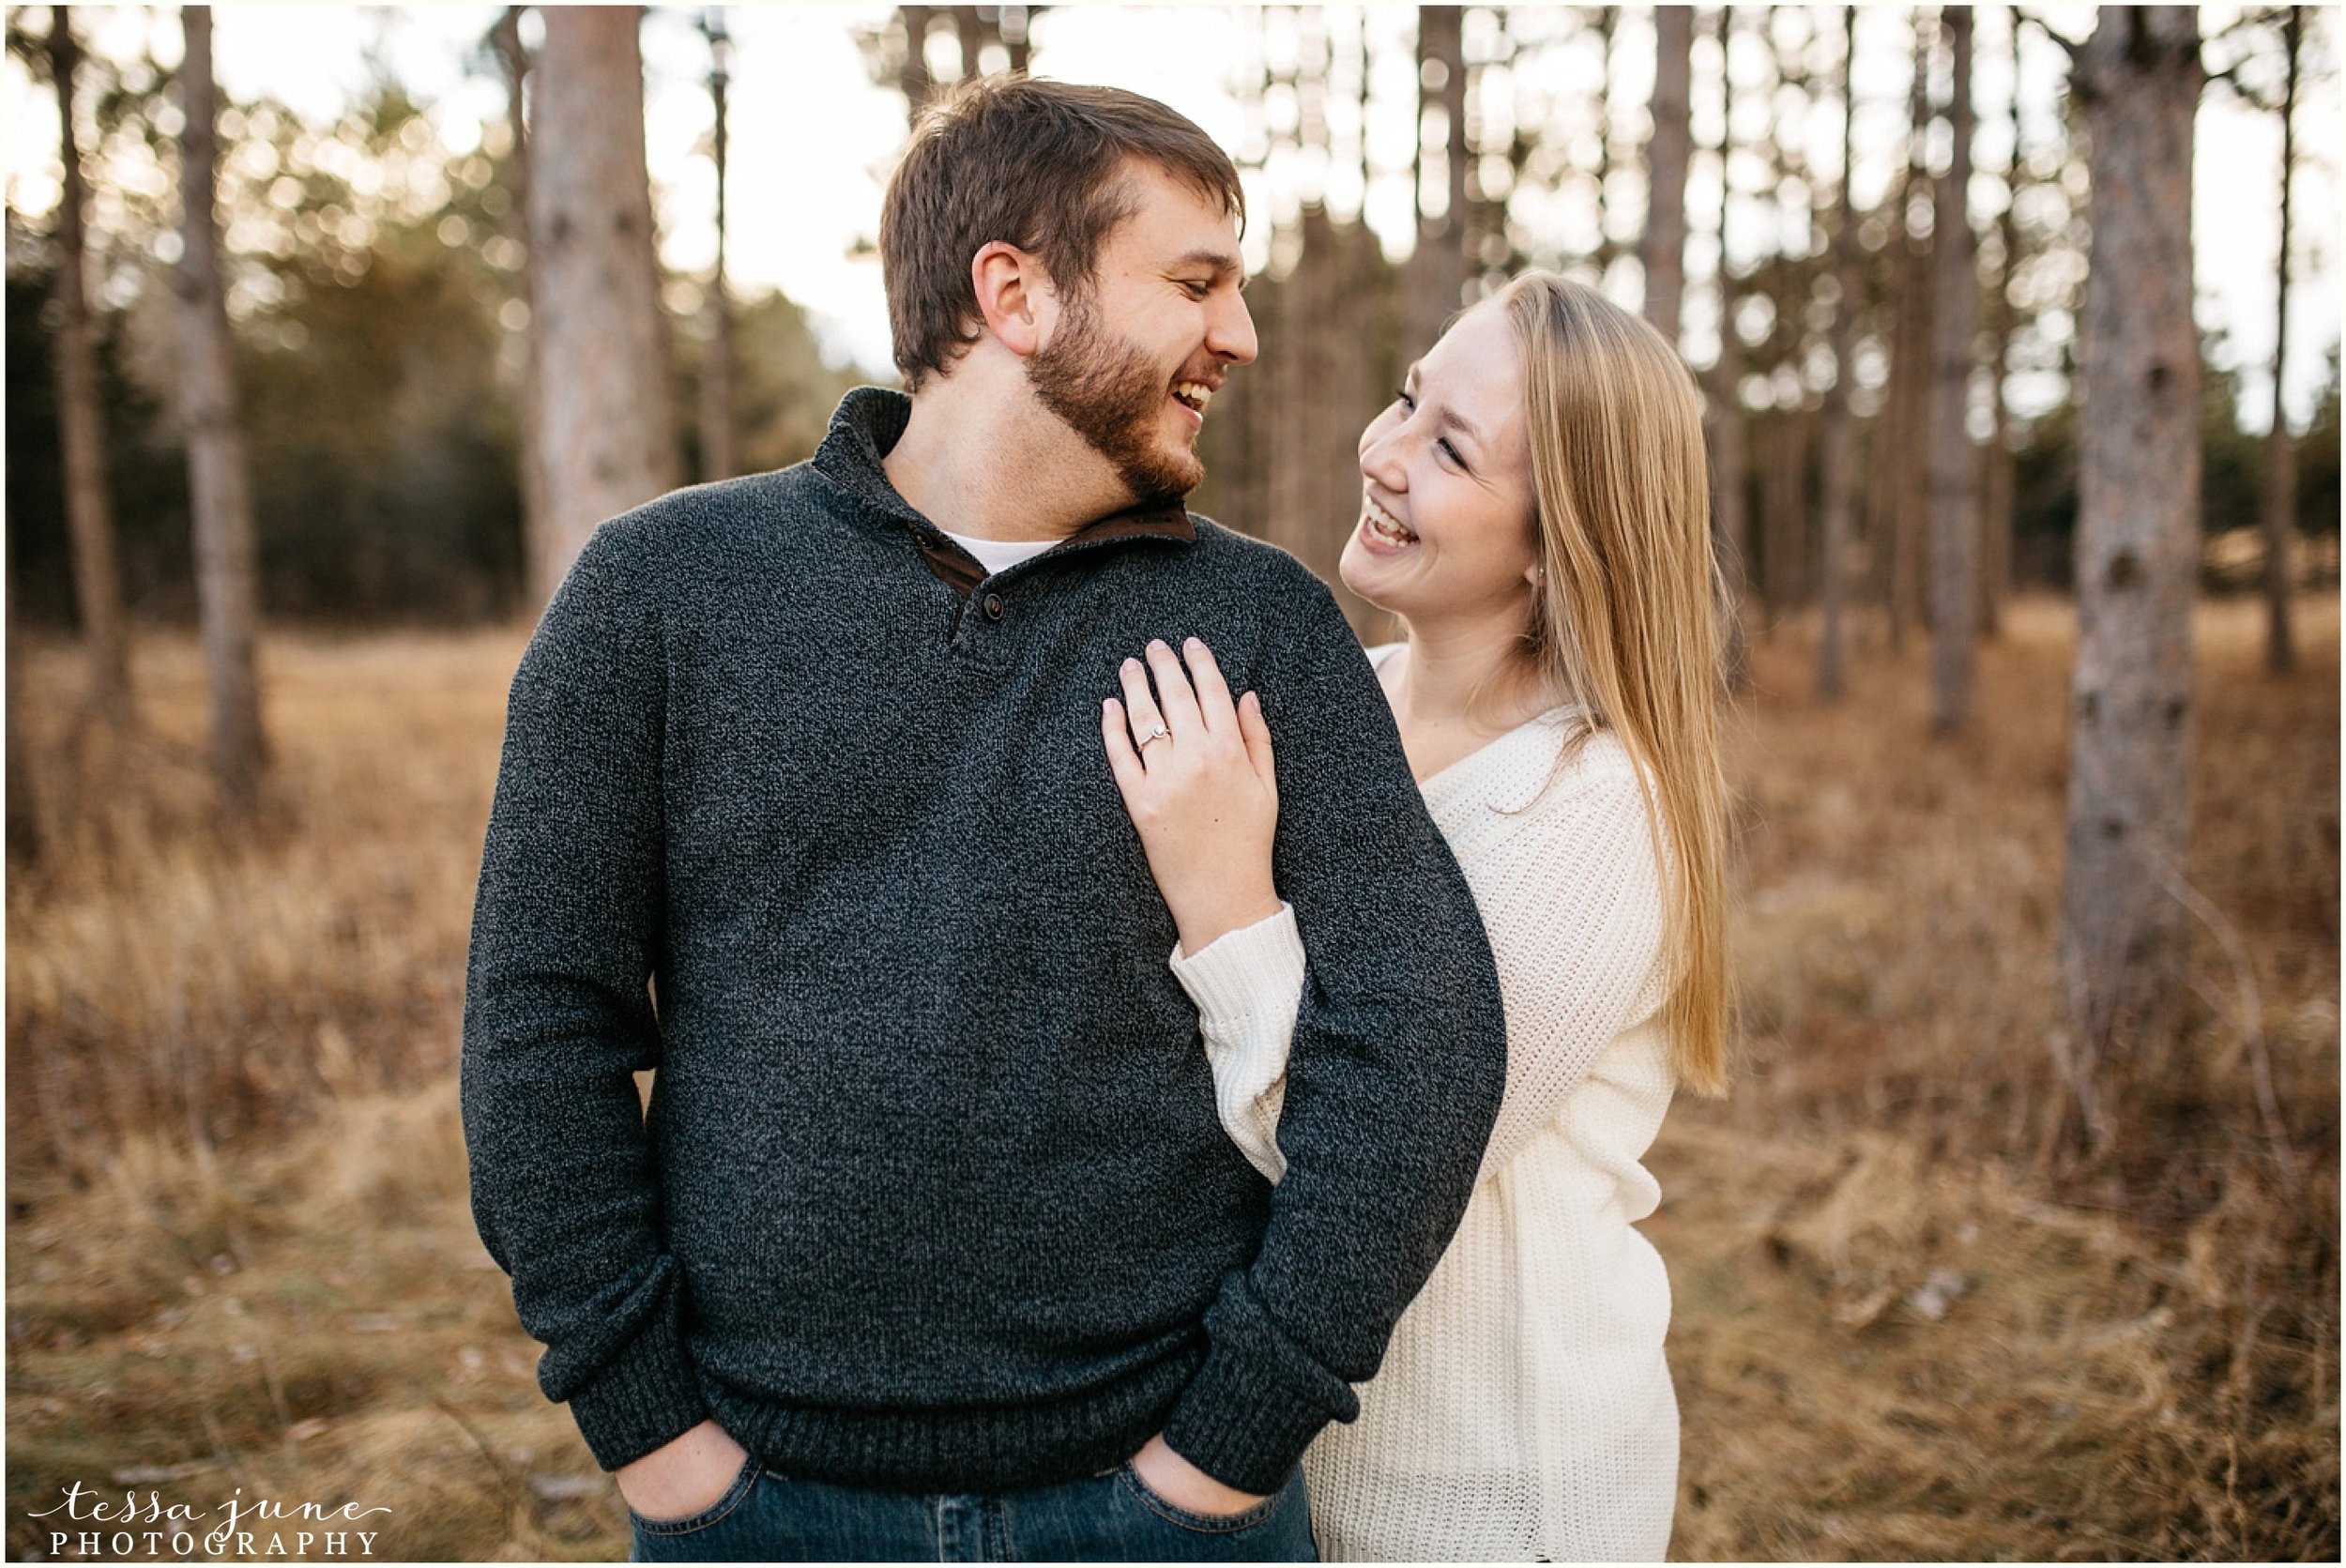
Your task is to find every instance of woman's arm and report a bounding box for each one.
[1117,690,1673,1195]
[1186,754,1671,1187]
[1166,903,1302,1182]
[1468,757,1671,1180]
[1102,637,1301,1181]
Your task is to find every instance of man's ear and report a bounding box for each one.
[971,241,1050,358]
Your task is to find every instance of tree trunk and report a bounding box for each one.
[954,6,987,78]
[699,15,738,483]
[899,8,934,124]
[1982,6,2021,634]
[1640,4,1693,343]
[1711,3,1750,688]
[1816,4,1859,703]
[492,7,552,601]
[2060,6,2202,1119]
[526,8,682,601]
[51,8,131,724]
[6,575,39,863]
[1927,7,1978,733]
[1760,410,1808,623]
[1407,6,1469,352]
[1883,15,1934,651]
[1594,6,1617,273]
[1002,5,1031,76]
[2262,5,2301,674]
[175,7,267,813]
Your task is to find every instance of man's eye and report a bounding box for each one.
[1181,281,1211,299]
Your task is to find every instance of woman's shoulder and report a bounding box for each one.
[1481,729,1668,897]
[1511,718,1644,804]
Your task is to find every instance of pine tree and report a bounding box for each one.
[175,7,267,811]
[2060,7,2204,1134]
[526,7,681,601]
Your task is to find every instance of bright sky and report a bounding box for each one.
[3,4,2337,428]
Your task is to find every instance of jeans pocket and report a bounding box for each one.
[1114,1462,1289,1534]
[626,1450,762,1538]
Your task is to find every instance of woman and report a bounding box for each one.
[1100,272,1730,1561]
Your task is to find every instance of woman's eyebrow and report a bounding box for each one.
[1440,405,1485,455]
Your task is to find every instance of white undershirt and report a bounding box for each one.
[939,529,1059,576]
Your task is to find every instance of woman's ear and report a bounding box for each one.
[971,241,1048,358]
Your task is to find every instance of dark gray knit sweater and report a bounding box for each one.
[461,388,1507,1498]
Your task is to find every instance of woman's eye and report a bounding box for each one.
[1394,388,1416,412]
[1437,437,1467,469]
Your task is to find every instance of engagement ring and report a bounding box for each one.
[1138,725,1172,750]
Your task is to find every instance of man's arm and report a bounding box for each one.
[1158,595,1509,1495]
[461,522,708,1472]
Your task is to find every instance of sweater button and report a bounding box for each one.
[983,592,1005,621]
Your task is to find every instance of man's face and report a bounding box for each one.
[1025,160,1257,504]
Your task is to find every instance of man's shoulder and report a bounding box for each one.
[580,464,852,576]
[1179,513,1343,611]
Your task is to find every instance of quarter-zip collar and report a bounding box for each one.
[813,388,1196,597]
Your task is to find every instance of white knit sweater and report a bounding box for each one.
[1168,649,1680,1562]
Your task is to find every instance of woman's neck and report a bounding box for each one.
[1383,611,1573,782]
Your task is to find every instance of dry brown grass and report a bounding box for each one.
[5,601,2338,1560]
[7,631,517,1181]
[1662,594,2339,1561]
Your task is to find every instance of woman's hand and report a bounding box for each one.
[1102,637,1282,956]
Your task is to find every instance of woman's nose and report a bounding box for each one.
[1358,420,1407,490]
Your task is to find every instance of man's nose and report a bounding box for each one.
[1209,289,1258,366]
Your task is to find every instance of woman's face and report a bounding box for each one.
[1338,301,1539,632]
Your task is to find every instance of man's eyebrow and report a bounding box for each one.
[1168,247,1244,281]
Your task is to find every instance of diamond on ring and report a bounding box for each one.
[1138,725,1172,750]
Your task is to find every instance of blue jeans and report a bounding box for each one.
[626,1452,1317,1562]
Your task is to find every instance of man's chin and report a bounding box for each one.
[1115,438,1204,504]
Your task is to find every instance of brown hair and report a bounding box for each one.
[880,76,1245,390]
[1498,272,1734,1097]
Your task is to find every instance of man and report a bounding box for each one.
[462,77,1506,1561]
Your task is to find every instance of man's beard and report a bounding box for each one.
[1026,297,1205,504]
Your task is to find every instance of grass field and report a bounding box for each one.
[6,595,2338,1561]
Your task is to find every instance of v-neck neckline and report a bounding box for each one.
[1367,643,1581,797]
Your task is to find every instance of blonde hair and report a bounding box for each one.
[1495,271,1732,1096]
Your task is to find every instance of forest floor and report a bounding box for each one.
[6,595,2338,1561]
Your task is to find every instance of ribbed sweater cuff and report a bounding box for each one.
[1162,1271,1359,1496]
[1166,903,1304,1027]
[566,1298,711,1472]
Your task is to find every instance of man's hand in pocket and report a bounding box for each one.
[615,1420,749,1521]
[1129,1433,1267,1517]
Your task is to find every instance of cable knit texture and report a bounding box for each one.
[1174,644,1679,1560]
